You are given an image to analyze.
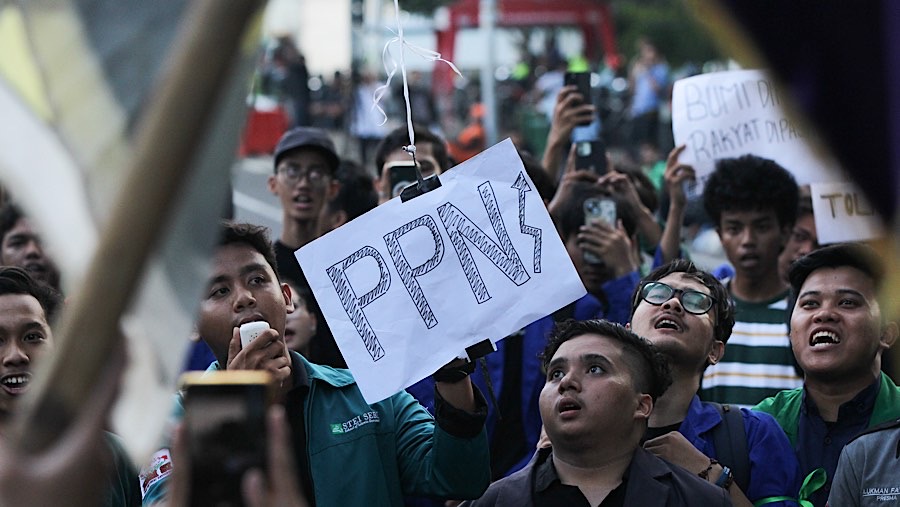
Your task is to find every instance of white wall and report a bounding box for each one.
[263,0,352,76]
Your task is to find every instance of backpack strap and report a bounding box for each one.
[710,403,751,493]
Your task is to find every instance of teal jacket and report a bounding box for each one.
[144,352,491,506]
[753,372,900,447]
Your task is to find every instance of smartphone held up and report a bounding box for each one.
[582,197,617,265]
[574,140,608,175]
[564,71,593,127]
[182,370,275,507]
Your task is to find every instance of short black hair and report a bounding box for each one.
[786,243,885,329]
[555,182,637,240]
[789,242,884,297]
[0,203,24,244]
[631,259,735,345]
[0,266,62,323]
[703,155,799,228]
[540,319,672,402]
[218,222,280,281]
[328,159,378,221]
[374,126,450,176]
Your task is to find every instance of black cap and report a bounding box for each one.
[273,127,339,173]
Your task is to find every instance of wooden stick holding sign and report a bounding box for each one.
[11,0,265,452]
[298,139,586,404]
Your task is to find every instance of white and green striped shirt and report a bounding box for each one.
[700,290,803,407]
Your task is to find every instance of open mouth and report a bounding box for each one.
[1,373,31,394]
[654,318,682,332]
[293,194,313,207]
[558,398,581,415]
[810,331,841,347]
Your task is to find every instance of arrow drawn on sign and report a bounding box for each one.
[512,172,542,273]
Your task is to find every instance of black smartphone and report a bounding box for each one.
[575,140,608,175]
[564,71,592,126]
[182,371,273,507]
[386,161,419,198]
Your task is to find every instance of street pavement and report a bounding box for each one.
[232,155,282,238]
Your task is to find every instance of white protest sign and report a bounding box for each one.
[297,139,586,403]
[810,182,884,244]
[671,69,843,191]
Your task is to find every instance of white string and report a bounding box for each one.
[372,0,463,155]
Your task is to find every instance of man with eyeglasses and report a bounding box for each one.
[267,127,346,367]
[630,259,801,507]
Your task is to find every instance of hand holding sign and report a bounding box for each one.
[297,139,586,403]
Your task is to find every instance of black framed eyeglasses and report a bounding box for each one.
[277,164,327,184]
[639,281,716,315]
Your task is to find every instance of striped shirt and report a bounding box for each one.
[700,290,803,407]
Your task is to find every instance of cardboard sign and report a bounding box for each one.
[810,182,884,244]
[672,69,843,192]
[297,139,586,403]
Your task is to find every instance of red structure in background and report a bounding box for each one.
[433,0,619,95]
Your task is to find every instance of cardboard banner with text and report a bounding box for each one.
[297,139,586,403]
[672,69,843,193]
[810,182,884,244]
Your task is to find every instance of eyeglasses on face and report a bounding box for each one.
[639,281,715,315]
[277,164,327,184]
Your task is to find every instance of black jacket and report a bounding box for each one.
[462,446,732,506]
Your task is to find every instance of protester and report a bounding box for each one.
[827,417,900,507]
[274,37,311,128]
[755,243,900,507]
[283,282,315,357]
[448,103,487,163]
[374,126,450,204]
[777,188,819,284]
[349,70,390,166]
[141,222,491,505]
[627,37,669,151]
[0,266,140,506]
[700,155,802,406]
[462,319,730,506]
[316,159,378,236]
[397,71,439,133]
[0,203,61,291]
[631,259,801,506]
[267,126,345,368]
[549,178,641,326]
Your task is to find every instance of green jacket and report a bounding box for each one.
[298,354,490,505]
[143,353,491,506]
[754,372,900,446]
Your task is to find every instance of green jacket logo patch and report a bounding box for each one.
[331,411,380,434]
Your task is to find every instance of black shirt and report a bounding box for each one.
[534,453,627,507]
[797,377,880,507]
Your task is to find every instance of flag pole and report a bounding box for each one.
[12,0,265,452]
